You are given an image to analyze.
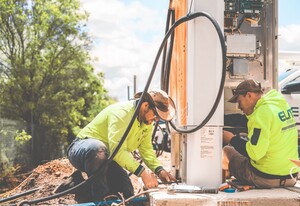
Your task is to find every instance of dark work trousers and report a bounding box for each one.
[67,138,134,200]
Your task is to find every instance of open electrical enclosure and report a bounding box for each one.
[224,0,278,115]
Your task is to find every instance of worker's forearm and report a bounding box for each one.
[230,135,249,158]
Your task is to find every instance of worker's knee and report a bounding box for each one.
[68,138,108,174]
[83,139,108,174]
[223,145,238,161]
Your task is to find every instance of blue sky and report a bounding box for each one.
[279,0,300,26]
[81,0,300,101]
[278,0,300,51]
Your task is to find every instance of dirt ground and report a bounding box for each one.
[0,152,171,205]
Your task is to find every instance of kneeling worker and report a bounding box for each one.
[223,79,299,188]
[61,89,176,202]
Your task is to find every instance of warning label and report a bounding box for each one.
[200,127,216,158]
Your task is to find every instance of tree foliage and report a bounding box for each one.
[0,0,113,165]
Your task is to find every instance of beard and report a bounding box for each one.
[143,119,153,125]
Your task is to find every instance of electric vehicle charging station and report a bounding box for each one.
[172,0,224,188]
[169,0,278,189]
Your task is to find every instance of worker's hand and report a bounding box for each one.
[140,170,158,189]
[223,130,235,145]
[158,169,176,183]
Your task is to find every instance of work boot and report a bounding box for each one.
[54,170,85,194]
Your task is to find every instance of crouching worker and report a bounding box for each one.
[56,89,177,202]
[223,79,299,188]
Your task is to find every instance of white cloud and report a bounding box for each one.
[81,0,300,101]
[80,0,167,101]
[278,24,300,51]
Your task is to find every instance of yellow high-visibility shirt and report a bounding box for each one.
[77,100,162,176]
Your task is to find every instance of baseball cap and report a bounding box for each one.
[228,79,263,103]
[134,89,176,121]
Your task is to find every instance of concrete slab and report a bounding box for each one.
[149,187,300,206]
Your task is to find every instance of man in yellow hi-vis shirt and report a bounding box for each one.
[56,89,176,202]
[223,79,299,188]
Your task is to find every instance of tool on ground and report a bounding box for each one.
[227,181,255,192]
[219,183,230,191]
[167,184,218,194]
[158,181,179,185]
[223,188,236,193]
